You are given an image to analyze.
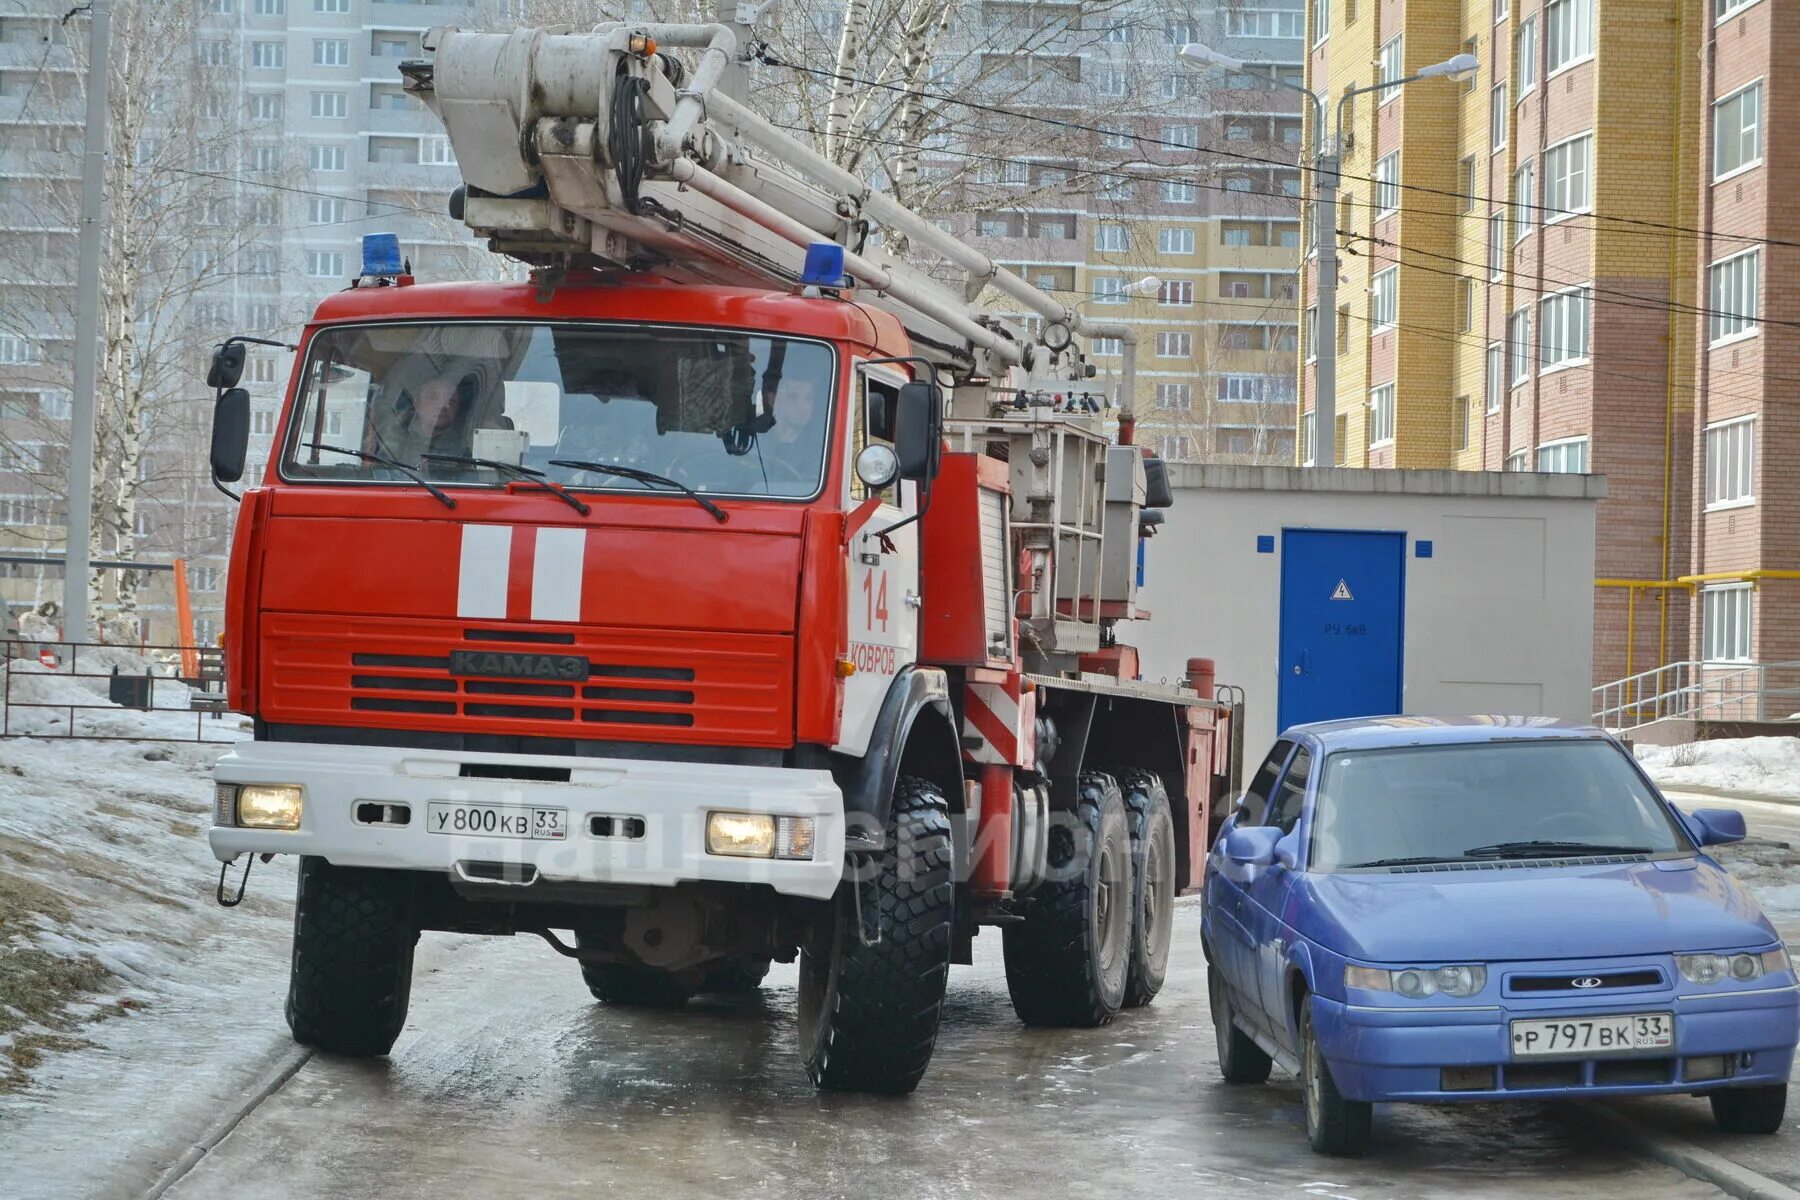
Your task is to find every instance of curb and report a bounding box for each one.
[139,1043,314,1200]
[1574,1100,1800,1200]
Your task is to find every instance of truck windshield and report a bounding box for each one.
[280,322,834,500]
[1309,740,1691,871]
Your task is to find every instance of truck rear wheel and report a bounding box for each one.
[700,957,771,995]
[797,776,953,1094]
[1002,772,1134,1027]
[574,934,701,1007]
[286,856,418,1057]
[1115,768,1176,1008]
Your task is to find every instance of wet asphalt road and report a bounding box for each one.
[162,904,1724,1200]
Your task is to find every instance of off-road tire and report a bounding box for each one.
[574,933,701,1007]
[1209,962,1273,1084]
[700,957,771,995]
[1711,1084,1787,1135]
[797,776,953,1094]
[286,856,419,1057]
[1002,771,1134,1027]
[1114,768,1176,1008]
[1302,999,1372,1156]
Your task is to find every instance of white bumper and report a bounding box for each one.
[209,741,846,900]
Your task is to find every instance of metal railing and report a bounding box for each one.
[1,639,236,742]
[1593,660,1800,731]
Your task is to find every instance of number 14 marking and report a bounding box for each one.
[862,568,889,633]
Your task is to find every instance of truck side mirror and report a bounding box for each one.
[211,387,251,484]
[207,342,246,389]
[894,380,942,481]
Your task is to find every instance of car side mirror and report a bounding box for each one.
[894,380,942,481]
[1274,829,1301,870]
[1224,825,1281,868]
[210,387,251,484]
[1685,807,1747,847]
[207,341,246,389]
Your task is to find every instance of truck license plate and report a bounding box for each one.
[426,802,567,840]
[1510,1012,1673,1058]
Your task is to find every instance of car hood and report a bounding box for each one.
[1297,857,1780,963]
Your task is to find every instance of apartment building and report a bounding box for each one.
[1294,0,1792,691]
[953,0,1306,465]
[0,0,494,646]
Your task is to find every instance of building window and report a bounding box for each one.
[1162,180,1196,204]
[1371,267,1397,330]
[250,41,284,68]
[1458,277,1476,333]
[1537,437,1588,473]
[1218,375,1262,403]
[1094,223,1129,252]
[1165,22,1197,45]
[315,0,349,11]
[1093,278,1125,304]
[1705,417,1755,508]
[423,137,456,166]
[1487,211,1506,279]
[1702,585,1753,663]
[1495,0,1509,20]
[1156,331,1193,357]
[1716,0,1757,14]
[1158,227,1195,254]
[315,38,349,66]
[1104,22,1133,43]
[1378,36,1404,97]
[1090,337,1121,356]
[305,251,344,278]
[1154,383,1193,409]
[1459,157,1477,211]
[1227,123,1252,142]
[1505,450,1528,471]
[1099,126,1132,150]
[311,91,347,119]
[1368,383,1395,446]
[1311,0,1330,43]
[1094,67,1128,98]
[1542,134,1592,221]
[1158,280,1194,305]
[1714,81,1764,179]
[1374,153,1399,214]
[1301,410,1315,466]
[1539,287,1590,369]
[1517,17,1538,95]
[0,334,35,364]
[254,0,284,12]
[1508,308,1531,383]
[198,41,230,67]
[1305,304,1319,361]
[1157,434,1195,462]
[308,196,345,223]
[1512,159,1535,240]
[1490,83,1508,149]
[1163,124,1198,149]
[1453,396,1471,451]
[1708,249,1760,344]
[1545,0,1594,74]
[309,143,346,172]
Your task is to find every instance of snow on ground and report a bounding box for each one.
[0,654,310,1192]
[1637,736,1800,802]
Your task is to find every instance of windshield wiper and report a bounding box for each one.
[1341,855,1471,869]
[1461,840,1656,859]
[302,442,455,509]
[422,454,590,516]
[549,458,728,524]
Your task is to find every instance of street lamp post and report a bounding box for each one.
[1179,45,1475,469]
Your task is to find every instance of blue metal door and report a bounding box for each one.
[1277,529,1405,731]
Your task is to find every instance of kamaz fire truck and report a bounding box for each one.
[204,20,1240,1094]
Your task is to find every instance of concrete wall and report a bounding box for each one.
[1129,466,1604,756]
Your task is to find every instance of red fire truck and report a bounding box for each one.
[205,21,1240,1094]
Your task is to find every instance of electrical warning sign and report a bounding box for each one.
[1330,579,1354,601]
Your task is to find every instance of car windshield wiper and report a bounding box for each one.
[422,454,590,516]
[302,442,455,509]
[1461,840,1657,859]
[548,458,728,524]
[1340,855,1472,869]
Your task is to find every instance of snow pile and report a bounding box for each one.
[1636,736,1800,802]
[2,653,240,741]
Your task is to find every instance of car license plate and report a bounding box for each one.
[1510,1012,1673,1058]
[426,802,567,840]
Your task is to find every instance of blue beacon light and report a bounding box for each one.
[360,232,403,278]
[800,241,850,289]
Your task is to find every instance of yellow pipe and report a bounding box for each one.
[1676,569,1800,586]
[1595,578,1685,589]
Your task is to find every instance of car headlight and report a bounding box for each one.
[236,784,303,830]
[1677,949,1789,985]
[1345,964,1488,998]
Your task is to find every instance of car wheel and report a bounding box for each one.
[1301,998,1371,1156]
[1208,963,1272,1084]
[1711,1084,1787,1135]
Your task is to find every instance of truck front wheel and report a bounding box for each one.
[1002,771,1134,1027]
[797,776,953,1094]
[286,856,419,1057]
[1115,768,1176,1008]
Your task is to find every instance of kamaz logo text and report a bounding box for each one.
[449,650,589,681]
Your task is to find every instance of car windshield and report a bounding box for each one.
[280,322,833,499]
[1309,740,1691,871]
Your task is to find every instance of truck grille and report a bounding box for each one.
[261,613,793,746]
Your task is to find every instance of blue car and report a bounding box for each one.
[1202,716,1799,1156]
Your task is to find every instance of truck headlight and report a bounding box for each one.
[237,784,303,830]
[706,812,815,860]
[1678,949,1787,984]
[1345,964,1487,998]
